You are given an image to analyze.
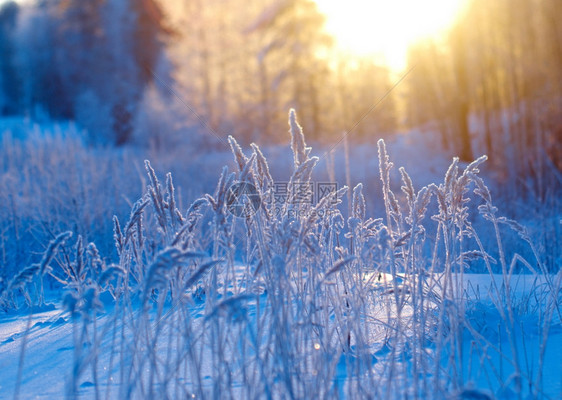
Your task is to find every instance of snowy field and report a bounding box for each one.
[1,112,560,399]
[0,272,560,399]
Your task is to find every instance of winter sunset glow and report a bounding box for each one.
[315,0,468,71]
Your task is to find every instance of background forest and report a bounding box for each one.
[0,0,559,180]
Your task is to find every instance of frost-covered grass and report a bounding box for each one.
[0,110,560,399]
[0,125,230,291]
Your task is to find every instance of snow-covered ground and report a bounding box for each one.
[1,273,560,399]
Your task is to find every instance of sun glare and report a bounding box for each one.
[315,0,468,71]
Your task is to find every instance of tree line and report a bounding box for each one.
[0,0,560,196]
[0,0,170,144]
[406,0,561,197]
[169,0,396,145]
[0,0,397,147]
